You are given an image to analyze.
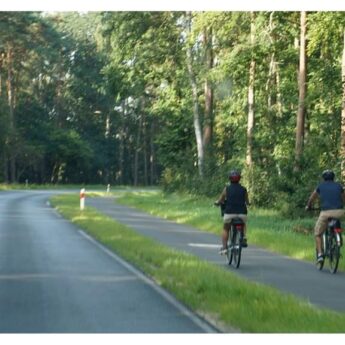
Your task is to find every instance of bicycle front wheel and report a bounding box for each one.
[329,235,341,274]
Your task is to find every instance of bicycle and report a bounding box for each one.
[226,218,245,268]
[215,202,245,268]
[318,217,343,274]
[308,208,343,273]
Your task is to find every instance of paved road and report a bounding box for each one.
[88,197,345,313]
[0,191,216,333]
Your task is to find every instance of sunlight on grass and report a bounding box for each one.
[162,257,200,269]
[51,193,345,333]
[71,214,92,222]
[294,249,311,260]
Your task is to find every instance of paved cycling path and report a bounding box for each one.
[88,197,345,313]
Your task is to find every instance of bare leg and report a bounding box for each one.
[315,234,323,256]
[222,223,231,249]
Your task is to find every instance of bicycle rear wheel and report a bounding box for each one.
[329,236,340,274]
[227,230,234,265]
[232,230,242,268]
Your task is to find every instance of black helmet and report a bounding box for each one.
[322,170,335,181]
[229,170,241,183]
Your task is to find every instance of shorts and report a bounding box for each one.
[314,209,345,236]
[223,213,247,224]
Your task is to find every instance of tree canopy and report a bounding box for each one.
[1,11,345,215]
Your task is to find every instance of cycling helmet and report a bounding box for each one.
[322,169,335,181]
[229,170,241,183]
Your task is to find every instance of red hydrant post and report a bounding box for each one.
[80,188,86,210]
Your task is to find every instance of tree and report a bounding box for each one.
[203,26,214,157]
[294,11,307,171]
[1,10,345,211]
[0,12,39,182]
[185,12,205,178]
[246,11,256,169]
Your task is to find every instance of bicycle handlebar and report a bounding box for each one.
[305,206,321,211]
[214,202,251,207]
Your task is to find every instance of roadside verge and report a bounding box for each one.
[51,194,345,333]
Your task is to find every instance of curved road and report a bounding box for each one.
[0,191,216,333]
[88,196,345,313]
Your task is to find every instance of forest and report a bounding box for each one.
[1,11,345,215]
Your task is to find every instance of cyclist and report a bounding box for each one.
[215,170,250,255]
[306,170,345,264]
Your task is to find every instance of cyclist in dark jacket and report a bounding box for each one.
[306,170,345,263]
[215,170,250,255]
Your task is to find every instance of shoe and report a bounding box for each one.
[317,254,324,263]
[219,247,228,255]
[241,237,248,248]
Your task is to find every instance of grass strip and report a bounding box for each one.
[51,193,345,333]
[116,191,343,269]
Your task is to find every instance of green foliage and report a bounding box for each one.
[0,11,345,209]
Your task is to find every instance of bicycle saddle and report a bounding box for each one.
[231,218,244,225]
[328,218,341,228]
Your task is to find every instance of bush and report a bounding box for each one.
[160,148,341,220]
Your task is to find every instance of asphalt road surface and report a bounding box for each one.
[88,196,345,314]
[0,191,216,333]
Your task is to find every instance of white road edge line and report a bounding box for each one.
[77,229,218,333]
[188,243,219,248]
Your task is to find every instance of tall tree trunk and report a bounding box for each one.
[186,11,204,178]
[294,11,307,172]
[266,12,275,110]
[203,27,214,152]
[118,129,124,185]
[246,12,256,168]
[6,44,16,183]
[0,51,5,97]
[3,152,8,182]
[341,29,345,181]
[275,62,283,116]
[266,53,275,109]
[134,98,144,186]
[265,13,283,117]
[149,121,155,185]
[117,100,126,185]
[142,112,148,186]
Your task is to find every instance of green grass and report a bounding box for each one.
[116,190,344,269]
[51,193,345,333]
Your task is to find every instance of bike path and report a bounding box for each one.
[88,197,345,313]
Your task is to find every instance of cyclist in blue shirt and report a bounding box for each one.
[306,170,345,263]
[215,170,250,255]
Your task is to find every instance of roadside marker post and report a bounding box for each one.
[107,184,110,193]
[80,188,85,210]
